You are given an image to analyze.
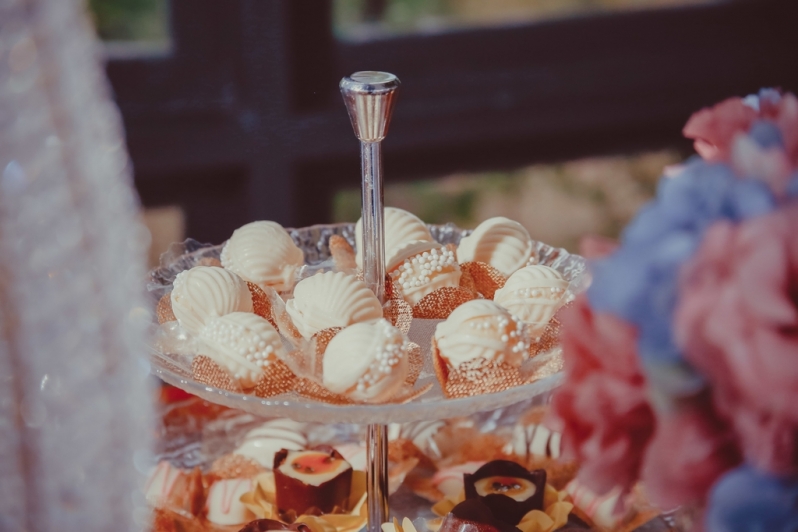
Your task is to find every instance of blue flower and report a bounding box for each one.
[706,465,798,532]
[587,158,776,368]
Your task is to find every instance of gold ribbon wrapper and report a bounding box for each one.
[429,484,573,532]
[253,359,298,398]
[432,339,525,399]
[192,355,244,393]
[412,287,476,320]
[405,342,423,386]
[210,454,267,480]
[329,235,357,273]
[156,293,177,324]
[459,261,507,300]
[240,471,368,532]
[384,297,414,335]
[247,281,279,330]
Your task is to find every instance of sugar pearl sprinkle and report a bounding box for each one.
[513,286,566,301]
[466,313,529,367]
[355,321,405,393]
[202,318,276,371]
[389,247,457,293]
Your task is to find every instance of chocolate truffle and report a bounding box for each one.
[463,460,546,525]
[438,499,521,532]
[273,446,353,516]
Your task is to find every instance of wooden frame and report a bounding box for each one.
[108,0,798,242]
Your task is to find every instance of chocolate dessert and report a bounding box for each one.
[439,499,521,532]
[273,446,353,517]
[463,460,546,525]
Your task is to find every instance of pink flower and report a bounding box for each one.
[549,296,656,494]
[683,97,758,162]
[675,204,798,474]
[640,393,741,510]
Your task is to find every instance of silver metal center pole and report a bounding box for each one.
[340,71,400,532]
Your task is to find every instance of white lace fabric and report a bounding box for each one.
[0,0,153,530]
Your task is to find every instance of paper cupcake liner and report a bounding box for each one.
[459,261,507,300]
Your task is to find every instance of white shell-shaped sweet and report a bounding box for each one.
[234,418,307,468]
[285,271,383,339]
[355,207,433,268]
[387,240,461,306]
[434,299,529,368]
[205,478,255,525]
[171,266,253,335]
[457,217,533,276]
[323,319,409,403]
[565,480,625,529]
[493,265,568,335]
[198,312,286,388]
[220,221,304,292]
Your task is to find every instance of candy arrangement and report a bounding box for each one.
[145,393,669,532]
[148,209,586,406]
[550,89,798,531]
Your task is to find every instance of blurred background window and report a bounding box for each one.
[88,0,170,51]
[334,0,719,39]
[94,0,798,262]
[334,151,679,251]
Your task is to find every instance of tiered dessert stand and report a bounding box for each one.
[150,72,580,532]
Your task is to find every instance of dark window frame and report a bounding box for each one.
[108,0,798,243]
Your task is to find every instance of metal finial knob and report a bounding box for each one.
[340,71,400,143]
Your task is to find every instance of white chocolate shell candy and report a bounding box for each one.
[323,319,409,403]
[434,299,529,369]
[285,271,383,339]
[220,221,304,292]
[205,478,255,525]
[198,312,286,388]
[456,217,533,277]
[171,266,253,335]
[355,206,433,268]
[387,240,461,306]
[493,265,568,335]
[233,418,307,468]
[504,423,562,461]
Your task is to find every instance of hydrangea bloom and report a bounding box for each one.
[587,159,775,369]
[706,466,798,532]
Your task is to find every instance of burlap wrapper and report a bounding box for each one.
[156,293,177,324]
[459,261,507,300]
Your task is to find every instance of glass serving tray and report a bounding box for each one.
[147,223,588,424]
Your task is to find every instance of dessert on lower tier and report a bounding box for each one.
[233,419,309,469]
[464,461,546,525]
[273,446,354,517]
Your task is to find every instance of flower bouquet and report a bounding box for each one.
[550,89,798,530]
